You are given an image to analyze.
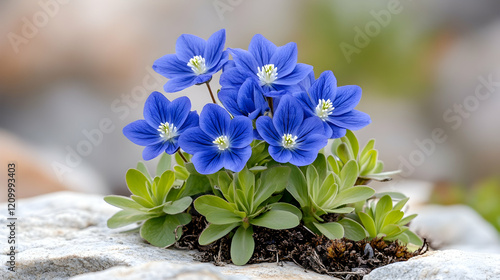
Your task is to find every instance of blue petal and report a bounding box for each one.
[142,142,168,161]
[289,147,320,166]
[204,29,226,68]
[228,116,253,148]
[327,122,347,138]
[166,96,191,128]
[164,140,180,154]
[178,127,214,154]
[218,87,242,117]
[263,89,287,97]
[328,110,371,130]
[123,120,162,146]
[330,85,362,116]
[269,42,297,77]
[273,63,313,86]
[194,74,213,84]
[178,111,199,133]
[152,54,192,79]
[143,92,169,127]
[272,95,303,136]
[322,121,333,138]
[256,116,281,146]
[236,79,257,115]
[207,50,229,73]
[199,104,231,138]
[220,67,247,89]
[293,91,315,117]
[248,34,277,66]
[222,147,252,172]
[223,60,236,71]
[297,134,328,154]
[296,117,325,139]
[191,150,224,175]
[298,70,315,92]
[309,70,337,102]
[228,48,259,76]
[269,145,292,163]
[163,76,197,93]
[175,34,206,62]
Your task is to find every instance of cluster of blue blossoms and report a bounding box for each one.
[124,29,371,175]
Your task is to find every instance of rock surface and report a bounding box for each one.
[364,250,500,280]
[0,192,335,280]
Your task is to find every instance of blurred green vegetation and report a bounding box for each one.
[296,1,437,98]
[430,177,500,233]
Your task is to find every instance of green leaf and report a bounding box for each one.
[194,195,242,224]
[156,153,172,177]
[360,139,375,162]
[327,155,340,174]
[375,195,393,227]
[399,214,418,226]
[313,222,344,240]
[249,166,267,173]
[338,218,367,241]
[374,192,407,200]
[340,160,359,189]
[332,186,375,207]
[231,226,255,265]
[131,195,155,208]
[254,166,290,207]
[163,196,192,215]
[317,173,338,207]
[140,213,191,247]
[269,202,302,220]
[358,212,377,238]
[344,130,360,159]
[311,153,327,181]
[104,195,143,211]
[217,171,233,199]
[199,223,240,245]
[155,170,175,204]
[174,152,186,167]
[380,224,404,237]
[405,230,424,247]
[107,210,155,229]
[286,165,308,208]
[250,210,299,230]
[393,197,410,211]
[325,207,354,214]
[337,142,353,163]
[360,150,378,175]
[136,162,152,182]
[126,169,152,201]
[180,174,211,198]
[174,165,189,181]
[382,210,404,229]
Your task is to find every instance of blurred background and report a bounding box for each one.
[1,0,499,248]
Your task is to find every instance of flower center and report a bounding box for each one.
[257,64,278,86]
[315,99,334,120]
[187,55,207,75]
[157,122,178,141]
[213,135,230,151]
[281,134,298,149]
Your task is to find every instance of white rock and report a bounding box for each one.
[364,250,500,280]
[410,204,500,253]
[0,192,335,280]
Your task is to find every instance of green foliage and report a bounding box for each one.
[330,130,399,183]
[287,154,374,240]
[194,166,301,265]
[354,195,423,246]
[104,167,192,247]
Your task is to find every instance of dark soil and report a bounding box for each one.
[175,214,428,280]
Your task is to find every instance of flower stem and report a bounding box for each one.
[205,82,217,104]
[267,97,274,116]
[177,150,188,163]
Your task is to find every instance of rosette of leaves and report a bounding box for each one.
[330,130,399,184]
[287,154,375,241]
[104,162,193,248]
[194,166,301,265]
[355,195,423,246]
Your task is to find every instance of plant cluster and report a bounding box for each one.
[105,29,423,265]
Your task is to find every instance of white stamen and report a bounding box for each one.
[187,55,207,75]
[157,122,178,141]
[257,64,278,85]
[281,134,298,149]
[315,99,334,120]
[213,135,230,151]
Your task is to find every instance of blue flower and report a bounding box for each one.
[218,78,269,120]
[294,71,371,138]
[220,34,313,97]
[178,104,253,174]
[123,92,199,160]
[153,29,229,93]
[256,95,328,166]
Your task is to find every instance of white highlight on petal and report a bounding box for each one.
[315,99,334,120]
[281,133,298,149]
[157,122,178,141]
[187,55,207,75]
[213,135,230,151]
[257,64,278,86]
